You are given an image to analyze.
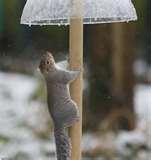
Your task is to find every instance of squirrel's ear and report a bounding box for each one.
[46,51,50,55]
[46,51,53,57]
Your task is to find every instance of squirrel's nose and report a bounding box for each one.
[38,62,43,72]
[39,61,43,69]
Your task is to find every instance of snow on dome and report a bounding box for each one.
[21,0,137,26]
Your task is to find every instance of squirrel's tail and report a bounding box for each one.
[54,127,71,160]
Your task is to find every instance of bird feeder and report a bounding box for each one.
[21,0,137,160]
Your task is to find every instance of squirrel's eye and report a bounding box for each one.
[46,61,50,65]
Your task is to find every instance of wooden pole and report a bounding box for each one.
[69,0,83,159]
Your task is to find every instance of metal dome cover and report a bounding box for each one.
[21,0,137,26]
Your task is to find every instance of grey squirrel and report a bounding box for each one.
[39,52,80,160]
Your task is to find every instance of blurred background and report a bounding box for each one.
[0,0,151,159]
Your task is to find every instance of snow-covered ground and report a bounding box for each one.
[0,72,56,160]
[82,84,151,159]
[0,71,151,159]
